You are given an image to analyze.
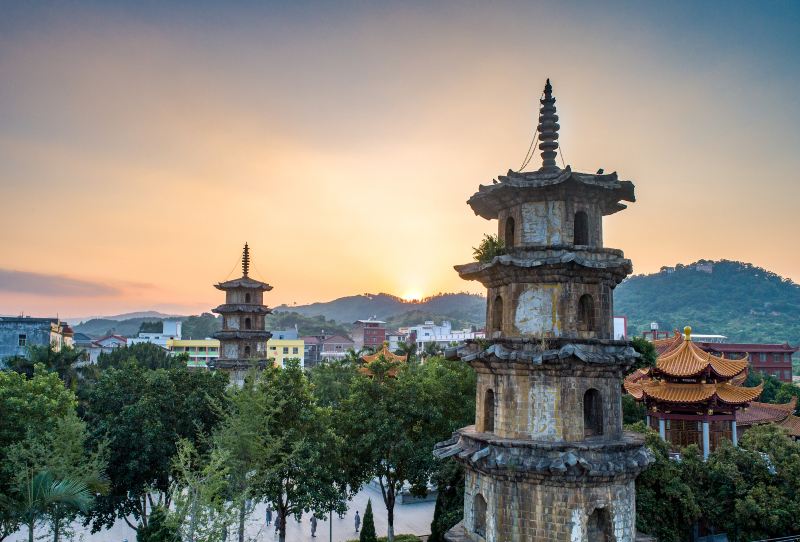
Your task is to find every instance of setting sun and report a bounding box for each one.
[402,290,424,302]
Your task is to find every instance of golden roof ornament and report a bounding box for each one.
[684,325,692,341]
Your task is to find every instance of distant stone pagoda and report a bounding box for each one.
[211,243,273,383]
[625,326,763,457]
[434,80,652,542]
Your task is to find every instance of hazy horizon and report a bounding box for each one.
[2,1,799,317]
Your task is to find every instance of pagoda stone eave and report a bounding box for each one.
[212,304,273,315]
[435,427,652,484]
[455,247,632,287]
[468,166,636,220]
[448,339,639,373]
[214,277,273,291]
[213,330,273,341]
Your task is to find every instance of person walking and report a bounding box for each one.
[354,511,361,533]
[310,516,317,537]
[265,503,273,526]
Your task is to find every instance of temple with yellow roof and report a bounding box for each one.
[359,342,408,377]
[625,326,762,458]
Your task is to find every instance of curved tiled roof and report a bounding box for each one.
[360,344,408,377]
[655,339,748,379]
[652,332,683,356]
[737,398,796,425]
[625,380,762,405]
[214,276,273,291]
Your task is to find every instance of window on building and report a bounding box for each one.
[492,295,503,333]
[504,216,515,248]
[244,317,252,330]
[578,294,596,332]
[283,347,289,354]
[760,353,766,362]
[473,494,487,537]
[292,347,299,354]
[244,345,251,357]
[18,334,26,347]
[583,388,603,437]
[484,389,495,433]
[574,210,589,245]
[245,293,251,303]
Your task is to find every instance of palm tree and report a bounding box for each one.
[394,341,417,364]
[19,471,94,542]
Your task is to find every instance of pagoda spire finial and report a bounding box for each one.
[537,78,561,172]
[242,243,250,278]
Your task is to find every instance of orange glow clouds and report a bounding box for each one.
[1,2,798,317]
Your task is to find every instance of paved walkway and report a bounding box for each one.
[9,485,434,542]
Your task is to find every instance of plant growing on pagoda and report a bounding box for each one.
[471,234,505,263]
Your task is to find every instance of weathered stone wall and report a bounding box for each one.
[475,365,624,441]
[486,279,614,340]
[498,197,603,249]
[462,469,636,542]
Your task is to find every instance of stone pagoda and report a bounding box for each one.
[434,80,652,542]
[625,326,762,458]
[211,243,273,384]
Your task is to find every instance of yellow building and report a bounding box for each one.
[168,339,220,368]
[168,337,304,369]
[267,338,305,368]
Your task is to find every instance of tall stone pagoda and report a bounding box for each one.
[625,326,763,458]
[434,80,652,542]
[211,243,273,383]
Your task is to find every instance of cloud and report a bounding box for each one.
[0,269,123,297]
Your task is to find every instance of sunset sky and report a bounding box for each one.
[1,1,799,318]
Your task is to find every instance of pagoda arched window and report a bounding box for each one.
[584,388,603,437]
[574,210,589,246]
[504,217,515,248]
[578,294,596,332]
[587,507,611,542]
[244,317,252,330]
[484,389,495,433]
[492,295,503,333]
[244,345,251,358]
[245,293,251,304]
[473,493,487,537]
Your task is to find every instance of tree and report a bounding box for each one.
[138,321,163,334]
[254,360,352,542]
[0,367,76,542]
[5,414,107,542]
[83,363,228,532]
[310,359,359,409]
[394,341,417,364]
[136,506,180,542]
[472,234,505,263]
[622,394,645,425]
[212,372,273,542]
[169,440,236,542]
[628,422,700,542]
[428,461,464,542]
[359,499,377,542]
[629,337,657,373]
[96,343,186,370]
[181,314,221,340]
[345,357,475,542]
[17,471,93,542]
[7,345,90,391]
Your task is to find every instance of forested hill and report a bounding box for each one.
[615,260,800,344]
[276,292,486,329]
